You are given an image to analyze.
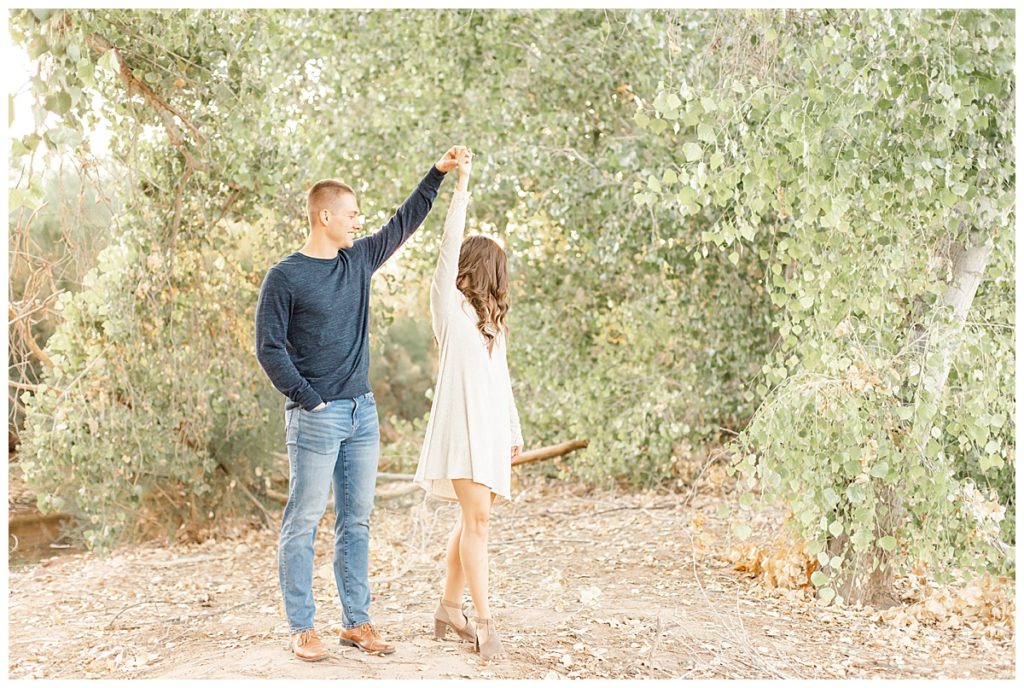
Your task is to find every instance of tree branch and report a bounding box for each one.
[9,305,54,369]
[513,439,589,467]
[84,32,206,169]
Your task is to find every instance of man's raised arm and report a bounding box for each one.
[356,146,464,272]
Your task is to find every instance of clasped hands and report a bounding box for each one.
[435,145,472,177]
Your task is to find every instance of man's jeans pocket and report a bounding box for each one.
[291,403,341,455]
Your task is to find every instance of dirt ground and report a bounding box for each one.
[6,472,1016,680]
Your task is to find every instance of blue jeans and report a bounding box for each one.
[278,392,380,633]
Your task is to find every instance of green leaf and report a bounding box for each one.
[78,61,96,87]
[27,37,48,59]
[99,49,119,74]
[728,251,739,266]
[877,536,897,551]
[49,126,83,149]
[737,221,757,241]
[44,90,72,115]
[847,483,864,505]
[811,570,828,587]
[697,123,715,143]
[677,186,696,207]
[828,520,844,536]
[683,142,702,162]
[733,523,752,540]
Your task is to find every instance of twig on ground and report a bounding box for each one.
[686,528,795,678]
[502,500,676,523]
[105,600,176,630]
[151,554,231,568]
[643,612,663,674]
[370,495,445,585]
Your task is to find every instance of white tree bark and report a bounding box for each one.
[917,237,994,403]
[833,235,994,608]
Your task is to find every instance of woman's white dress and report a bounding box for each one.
[413,189,523,502]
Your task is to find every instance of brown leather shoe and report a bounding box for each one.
[289,629,329,662]
[338,622,396,655]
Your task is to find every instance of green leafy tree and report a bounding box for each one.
[12,9,773,546]
[634,9,1014,604]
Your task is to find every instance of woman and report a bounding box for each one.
[413,147,523,661]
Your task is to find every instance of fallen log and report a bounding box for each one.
[262,439,589,505]
[263,487,289,506]
[8,511,73,554]
[512,439,589,467]
[8,511,73,528]
[376,482,422,500]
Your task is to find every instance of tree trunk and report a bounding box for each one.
[916,237,994,400]
[826,482,901,608]
[832,235,993,607]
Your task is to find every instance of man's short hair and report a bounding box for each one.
[307,179,356,225]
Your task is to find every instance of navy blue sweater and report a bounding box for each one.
[255,165,447,410]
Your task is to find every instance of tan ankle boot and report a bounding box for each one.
[474,617,504,660]
[434,599,476,641]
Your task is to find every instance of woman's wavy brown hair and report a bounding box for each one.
[456,235,509,356]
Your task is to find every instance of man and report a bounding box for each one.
[255,146,464,661]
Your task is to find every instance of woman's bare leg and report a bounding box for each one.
[452,479,495,642]
[442,518,467,626]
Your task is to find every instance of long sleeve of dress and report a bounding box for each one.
[509,379,523,447]
[430,189,471,339]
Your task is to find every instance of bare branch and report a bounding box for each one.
[9,306,54,369]
[84,32,206,170]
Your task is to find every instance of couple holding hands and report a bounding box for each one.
[255,145,520,662]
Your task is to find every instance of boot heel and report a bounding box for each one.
[433,618,447,639]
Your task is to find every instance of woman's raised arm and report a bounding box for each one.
[430,150,472,339]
